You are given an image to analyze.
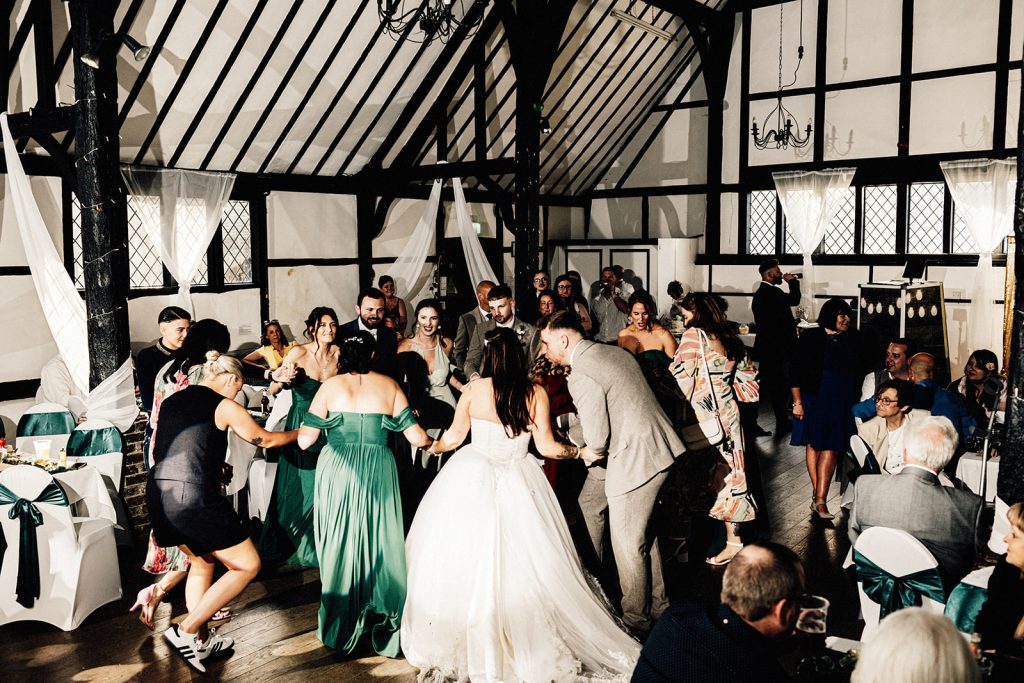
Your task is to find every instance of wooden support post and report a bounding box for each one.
[69,0,130,389]
[357,193,377,288]
[999,52,1024,506]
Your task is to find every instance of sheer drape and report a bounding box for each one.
[390,179,442,304]
[1,114,138,430]
[773,168,856,318]
[940,159,1015,354]
[121,166,236,314]
[452,177,498,288]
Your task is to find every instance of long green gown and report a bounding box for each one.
[259,377,324,567]
[304,406,416,656]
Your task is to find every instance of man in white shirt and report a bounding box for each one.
[591,266,632,343]
[463,284,538,379]
[37,355,87,419]
[860,338,915,400]
[453,280,495,371]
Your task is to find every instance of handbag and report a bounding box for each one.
[680,330,728,451]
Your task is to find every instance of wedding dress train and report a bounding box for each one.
[401,419,640,682]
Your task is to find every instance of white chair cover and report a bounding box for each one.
[0,466,121,630]
[854,526,946,641]
[17,403,75,454]
[66,418,125,493]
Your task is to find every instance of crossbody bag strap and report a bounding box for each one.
[697,329,721,415]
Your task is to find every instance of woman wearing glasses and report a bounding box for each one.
[242,320,294,380]
[855,379,929,474]
[553,274,593,334]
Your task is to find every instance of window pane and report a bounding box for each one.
[175,197,210,286]
[862,184,897,254]
[907,182,944,254]
[71,194,84,288]
[822,186,856,255]
[747,190,778,255]
[127,195,165,288]
[951,203,979,254]
[784,222,800,255]
[221,200,253,284]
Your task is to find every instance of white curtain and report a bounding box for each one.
[1,114,138,430]
[452,177,498,288]
[390,178,442,304]
[773,168,856,318]
[121,166,236,314]
[940,159,1016,354]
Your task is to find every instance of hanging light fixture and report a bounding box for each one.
[378,0,489,44]
[751,0,812,151]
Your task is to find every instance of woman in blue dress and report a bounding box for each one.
[789,298,866,520]
[298,332,433,656]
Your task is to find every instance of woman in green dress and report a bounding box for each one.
[259,307,340,567]
[299,331,433,656]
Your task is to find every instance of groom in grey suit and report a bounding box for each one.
[540,310,683,633]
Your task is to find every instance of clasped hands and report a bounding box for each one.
[270,362,299,384]
[578,446,603,465]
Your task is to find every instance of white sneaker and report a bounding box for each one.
[164,624,206,673]
[197,627,234,664]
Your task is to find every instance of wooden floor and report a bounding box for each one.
[0,412,861,682]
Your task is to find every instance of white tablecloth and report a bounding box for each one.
[956,453,999,502]
[55,465,116,525]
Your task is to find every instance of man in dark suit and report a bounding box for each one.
[339,287,399,380]
[463,284,538,379]
[849,415,983,590]
[453,279,495,371]
[633,543,804,683]
[752,259,801,435]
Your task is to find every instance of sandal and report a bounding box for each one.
[706,541,743,567]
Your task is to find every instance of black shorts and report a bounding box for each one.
[147,478,248,557]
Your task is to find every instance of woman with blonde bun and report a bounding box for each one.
[148,351,299,672]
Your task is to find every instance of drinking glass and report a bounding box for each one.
[796,595,829,634]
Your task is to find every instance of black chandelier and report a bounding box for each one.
[751,0,811,151]
[377,0,489,44]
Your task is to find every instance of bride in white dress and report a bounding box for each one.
[401,327,640,682]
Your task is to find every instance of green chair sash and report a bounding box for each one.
[0,480,69,608]
[944,582,988,633]
[17,411,75,437]
[67,426,124,457]
[853,548,946,620]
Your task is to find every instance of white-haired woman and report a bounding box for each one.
[852,608,979,683]
[147,352,299,672]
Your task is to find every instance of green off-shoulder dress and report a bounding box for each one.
[303,406,417,656]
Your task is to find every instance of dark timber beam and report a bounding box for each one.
[643,0,724,25]
[69,0,131,389]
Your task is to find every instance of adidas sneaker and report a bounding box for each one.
[164,624,206,673]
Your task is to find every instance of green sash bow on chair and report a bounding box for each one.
[0,480,69,608]
[944,582,988,633]
[853,548,946,620]
[17,410,75,437]
[67,426,124,457]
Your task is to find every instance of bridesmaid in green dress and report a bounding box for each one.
[260,307,340,567]
[299,331,433,656]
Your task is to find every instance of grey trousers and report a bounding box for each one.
[578,469,669,631]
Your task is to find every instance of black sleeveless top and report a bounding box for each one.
[150,385,228,487]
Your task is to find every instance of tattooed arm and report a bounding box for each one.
[215,399,298,448]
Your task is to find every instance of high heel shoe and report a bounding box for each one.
[812,502,834,521]
[129,583,163,629]
[706,541,743,567]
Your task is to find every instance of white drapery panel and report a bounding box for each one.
[390,178,442,304]
[121,166,236,314]
[452,177,498,289]
[1,114,138,430]
[773,168,856,318]
[940,159,1016,355]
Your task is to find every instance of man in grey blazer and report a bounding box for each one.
[541,310,683,634]
[463,283,538,379]
[453,279,494,371]
[849,415,983,590]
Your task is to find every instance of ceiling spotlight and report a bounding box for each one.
[540,116,552,135]
[610,9,674,41]
[79,51,101,69]
[122,34,150,62]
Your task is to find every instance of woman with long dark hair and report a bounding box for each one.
[259,306,340,567]
[789,297,864,520]
[242,320,294,380]
[298,332,432,656]
[554,274,593,334]
[671,292,758,565]
[948,348,1005,425]
[401,328,640,681]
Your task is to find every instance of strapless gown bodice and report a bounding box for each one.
[468,418,531,465]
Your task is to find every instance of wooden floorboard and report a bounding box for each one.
[0,408,865,680]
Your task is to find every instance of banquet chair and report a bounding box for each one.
[16,402,75,454]
[854,526,947,641]
[0,465,121,630]
[944,565,994,634]
[66,419,126,493]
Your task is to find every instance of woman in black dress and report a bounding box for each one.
[149,352,298,672]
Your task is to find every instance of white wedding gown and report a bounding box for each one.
[401,419,640,682]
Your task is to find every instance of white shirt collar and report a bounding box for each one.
[496,318,514,329]
[902,463,939,477]
[479,307,490,318]
[357,318,378,339]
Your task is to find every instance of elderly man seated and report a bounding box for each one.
[849,415,983,592]
[632,543,804,682]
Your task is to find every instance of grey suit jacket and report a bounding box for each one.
[567,340,682,497]
[463,317,539,378]
[849,467,983,588]
[453,307,487,371]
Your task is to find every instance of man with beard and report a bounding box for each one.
[340,287,399,380]
[859,337,915,400]
[752,259,801,435]
[463,283,538,380]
